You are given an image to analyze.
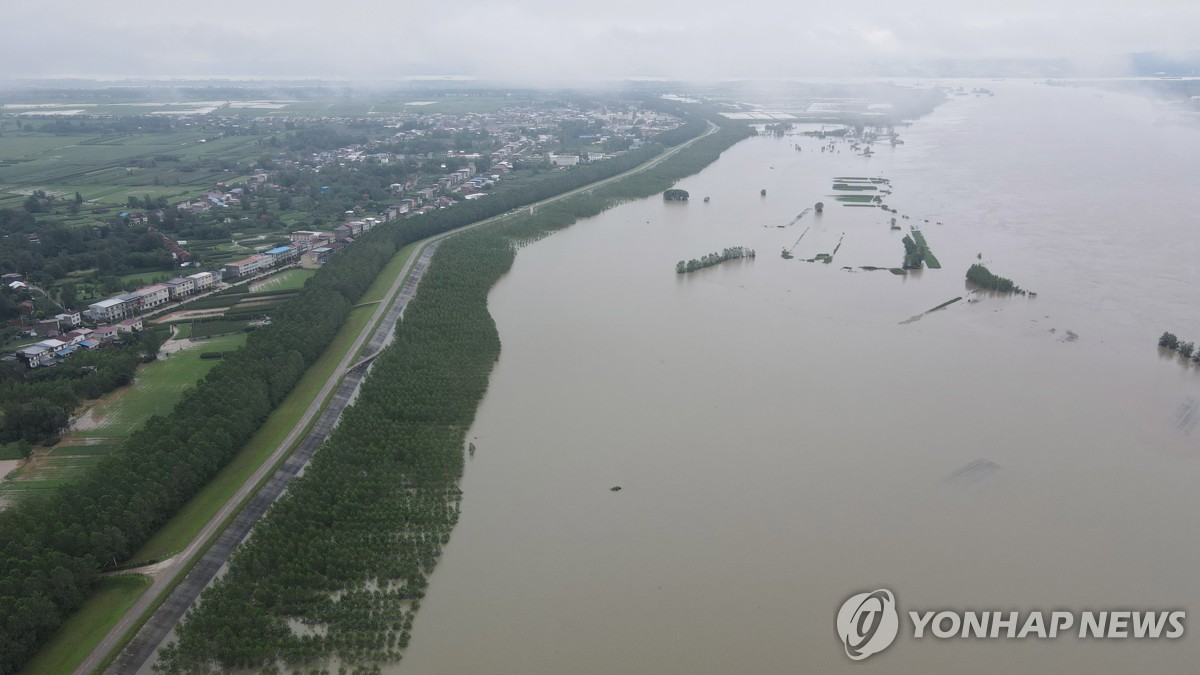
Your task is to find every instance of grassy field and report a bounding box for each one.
[0,335,248,502]
[248,268,315,293]
[74,333,248,439]
[20,575,152,675]
[0,442,28,461]
[119,271,174,287]
[0,128,263,209]
[189,320,250,339]
[128,241,418,564]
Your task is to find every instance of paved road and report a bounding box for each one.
[79,121,719,674]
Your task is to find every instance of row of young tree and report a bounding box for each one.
[0,114,735,674]
[1158,332,1200,362]
[675,247,755,274]
[157,117,755,671]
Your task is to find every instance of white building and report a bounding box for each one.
[164,277,196,299]
[224,255,270,278]
[88,297,136,323]
[129,284,170,311]
[187,271,219,291]
[288,230,327,248]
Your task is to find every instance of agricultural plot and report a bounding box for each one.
[829,176,889,207]
[0,128,263,209]
[248,268,316,293]
[189,320,251,339]
[0,334,248,502]
[73,333,249,438]
[0,443,119,500]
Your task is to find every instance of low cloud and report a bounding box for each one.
[2,0,1197,81]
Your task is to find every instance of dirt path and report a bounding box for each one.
[157,325,201,357]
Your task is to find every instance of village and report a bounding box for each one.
[2,101,683,369]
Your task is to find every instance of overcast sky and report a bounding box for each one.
[3,0,1198,81]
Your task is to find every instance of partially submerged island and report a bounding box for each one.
[676,247,756,274]
[966,263,1026,294]
[663,189,690,202]
[901,229,941,269]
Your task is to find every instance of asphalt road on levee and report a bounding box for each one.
[74,121,717,675]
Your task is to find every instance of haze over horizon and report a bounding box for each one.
[4,0,1199,83]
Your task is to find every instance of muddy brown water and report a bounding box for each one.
[377,82,1199,673]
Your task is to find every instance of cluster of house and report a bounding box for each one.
[85,270,222,324]
[223,244,302,278]
[14,313,145,368]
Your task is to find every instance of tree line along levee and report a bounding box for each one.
[0,113,747,675]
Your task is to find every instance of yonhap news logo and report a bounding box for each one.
[836,588,1185,662]
[836,589,899,660]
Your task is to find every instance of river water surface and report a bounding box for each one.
[399,81,1200,674]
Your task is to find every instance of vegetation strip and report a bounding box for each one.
[966,263,1025,293]
[159,119,753,671]
[901,229,941,269]
[675,246,755,273]
[927,296,963,312]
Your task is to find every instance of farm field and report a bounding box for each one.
[0,333,248,502]
[248,268,316,292]
[0,127,263,210]
[73,333,248,438]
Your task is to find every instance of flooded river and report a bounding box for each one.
[398,81,1200,674]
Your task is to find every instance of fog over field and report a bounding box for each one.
[2,0,1199,81]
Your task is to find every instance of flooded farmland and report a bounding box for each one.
[398,80,1200,674]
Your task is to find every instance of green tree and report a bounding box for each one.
[1158,332,1180,349]
[60,283,77,310]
